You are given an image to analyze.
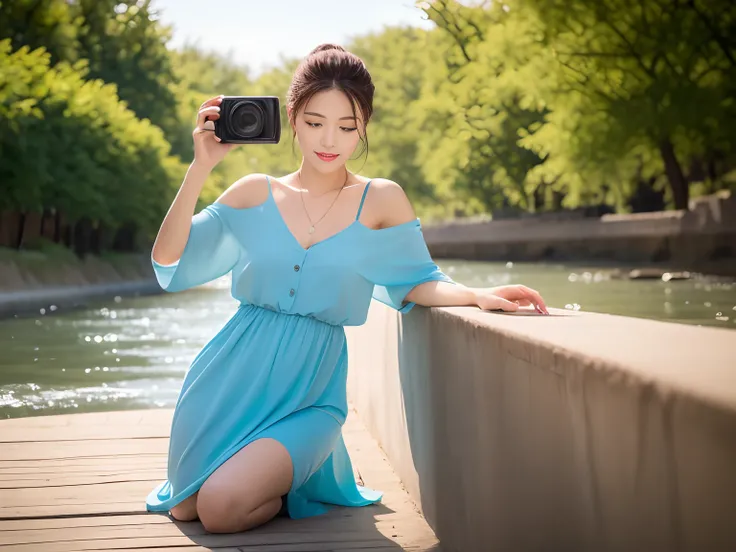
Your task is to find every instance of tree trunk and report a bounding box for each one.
[54,210,62,243]
[113,223,138,252]
[629,177,665,213]
[16,212,26,249]
[40,208,55,241]
[73,218,93,258]
[659,138,689,210]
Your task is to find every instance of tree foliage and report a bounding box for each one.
[420,0,736,212]
[0,40,184,239]
[1,0,734,255]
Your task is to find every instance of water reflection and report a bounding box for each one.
[444,260,736,328]
[0,279,238,419]
[0,261,734,419]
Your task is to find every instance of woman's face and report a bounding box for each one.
[292,88,364,174]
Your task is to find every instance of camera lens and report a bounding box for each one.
[230,101,265,139]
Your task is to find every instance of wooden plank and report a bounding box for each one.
[0,502,147,518]
[0,426,170,443]
[0,534,404,552]
[0,439,169,461]
[0,466,164,477]
[0,456,165,471]
[0,514,171,531]
[0,498,426,524]
[1,480,160,507]
[0,518,434,547]
[0,409,169,429]
[0,410,172,443]
[0,509,421,532]
[0,470,166,488]
[0,408,441,551]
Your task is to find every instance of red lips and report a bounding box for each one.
[316,152,339,162]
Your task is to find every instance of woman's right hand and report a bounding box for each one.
[192,95,237,169]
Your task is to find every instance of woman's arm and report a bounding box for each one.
[406,281,549,314]
[152,94,236,266]
[405,280,477,307]
[374,179,549,315]
[152,161,212,265]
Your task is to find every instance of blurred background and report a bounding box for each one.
[1,0,735,418]
[2,0,735,246]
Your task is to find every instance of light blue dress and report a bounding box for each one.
[145,177,456,519]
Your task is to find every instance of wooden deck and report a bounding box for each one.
[0,408,440,551]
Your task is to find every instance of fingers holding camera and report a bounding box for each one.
[194,95,222,129]
[192,95,237,169]
[200,95,223,110]
[194,105,220,137]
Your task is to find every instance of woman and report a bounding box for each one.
[147,43,549,534]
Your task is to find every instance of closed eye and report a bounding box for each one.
[306,122,357,132]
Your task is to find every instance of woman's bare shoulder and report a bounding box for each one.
[214,173,272,209]
[364,177,417,229]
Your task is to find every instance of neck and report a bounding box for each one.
[298,161,348,194]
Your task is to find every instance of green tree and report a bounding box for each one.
[527,0,736,209]
[167,44,262,203]
[0,40,185,251]
[349,27,444,204]
[422,0,736,211]
[0,0,80,64]
[418,0,548,215]
[75,1,180,143]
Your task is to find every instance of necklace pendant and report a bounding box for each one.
[308,226,315,234]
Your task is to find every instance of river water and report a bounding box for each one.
[1,260,734,419]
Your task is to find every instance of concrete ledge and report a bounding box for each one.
[346,303,736,551]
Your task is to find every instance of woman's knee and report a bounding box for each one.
[196,438,294,532]
[196,482,237,531]
[199,495,283,533]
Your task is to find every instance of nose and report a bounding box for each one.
[320,127,335,149]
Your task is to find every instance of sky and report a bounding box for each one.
[151,0,434,76]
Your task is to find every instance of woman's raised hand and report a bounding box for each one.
[192,95,237,169]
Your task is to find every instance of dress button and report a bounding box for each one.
[294,265,300,272]
[289,289,295,297]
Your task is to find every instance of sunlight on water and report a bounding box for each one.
[444,260,736,328]
[0,263,734,419]
[0,281,239,419]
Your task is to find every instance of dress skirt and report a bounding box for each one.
[145,303,381,519]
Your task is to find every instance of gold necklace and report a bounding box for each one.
[298,169,349,235]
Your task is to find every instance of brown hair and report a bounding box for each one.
[286,43,375,161]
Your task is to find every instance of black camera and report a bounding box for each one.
[213,96,281,144]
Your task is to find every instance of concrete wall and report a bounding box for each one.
[346,304,736,552]
[423,191,736,275]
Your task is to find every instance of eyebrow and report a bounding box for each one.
[304,111,357,121]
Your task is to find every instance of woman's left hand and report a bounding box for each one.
[475,285,549,315]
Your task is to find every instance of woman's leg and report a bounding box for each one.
[196,437,293,533]
[169,492,199,521]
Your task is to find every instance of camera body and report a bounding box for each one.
[214,96,281,144]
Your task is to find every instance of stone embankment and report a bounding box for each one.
[424,191,736,276]
[0,252,159,317]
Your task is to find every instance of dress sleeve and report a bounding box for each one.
[151,205,240,293]
[361,219,457,314]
